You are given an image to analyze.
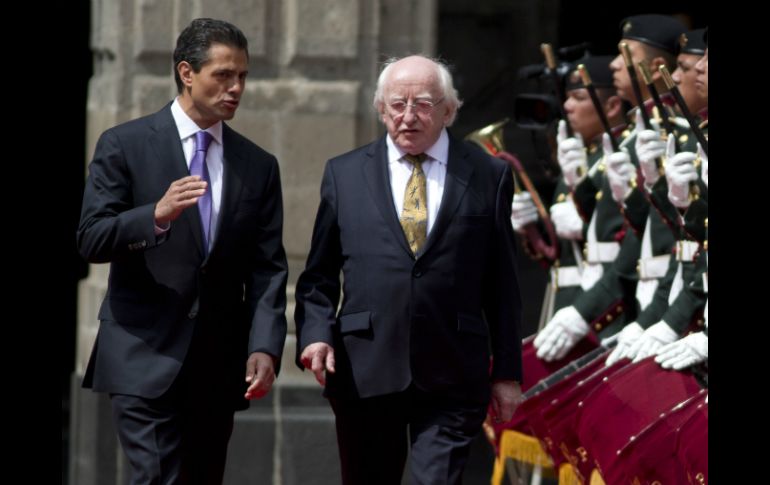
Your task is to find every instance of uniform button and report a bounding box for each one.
[413,268,423,278]
[188,311,197,319]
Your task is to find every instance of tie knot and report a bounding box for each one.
[404,153,427,168]
[194,130,214,153]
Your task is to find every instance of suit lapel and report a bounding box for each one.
[148,106,206,258]
[362,137,413,257]
[417,135,473,258]
[207,124,247,262]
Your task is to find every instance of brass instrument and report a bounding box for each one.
[466,119,560,263]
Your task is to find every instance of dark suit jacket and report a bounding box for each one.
[77,104,288,410]
[294,133,522,403]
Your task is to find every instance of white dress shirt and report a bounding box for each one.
[387,129,449,235]
[170,98,225,251]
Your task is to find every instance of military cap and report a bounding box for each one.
[565,55,616,91]
[678,28,707,56]
[619,14,687,54]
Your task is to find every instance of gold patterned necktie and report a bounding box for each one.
[400,153,428,254]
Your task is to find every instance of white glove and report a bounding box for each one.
[604,133,635,202]
[704,300,708,329]
[634,110,665,188]
[604,322,644,366]
[533,306,590,361]
[698,142,708,188]
[627,321,680,363]
[511,191,538,233]
[557,120,588,189]
[671,116,691,130]
[655,332,708,370]
[550,198,583,240]
[665,135,698,208]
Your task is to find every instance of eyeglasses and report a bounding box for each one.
[387,97,445,116]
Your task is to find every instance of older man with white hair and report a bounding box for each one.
[295,54,524,485]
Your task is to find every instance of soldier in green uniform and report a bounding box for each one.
[511,55,624,325]
[607,27,709,364]
[630,32,709,363]
[534,14,686,361]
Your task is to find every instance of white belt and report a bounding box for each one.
[636,279,659,311]
[676,240,700,262]
[550,266,582,289]
[581,262,603,291]
[585,241,620,263]
[638,254,671,280]
[668,261,684,305]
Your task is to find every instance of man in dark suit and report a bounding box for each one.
[294,55,523,485]
[77,18,288,485]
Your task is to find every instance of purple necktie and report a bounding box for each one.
[189,130,214,252]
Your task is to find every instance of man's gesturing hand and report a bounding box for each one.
[154,175,208,226]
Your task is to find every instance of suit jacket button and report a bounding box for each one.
[188,311,197,319]
[413,268,423,278]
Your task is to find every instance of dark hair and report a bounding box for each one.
[173,18,249,93]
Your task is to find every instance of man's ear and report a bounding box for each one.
[648,56,667,83]
[441,104,453,126]
[605,95,623,120]
[178,61,194,89]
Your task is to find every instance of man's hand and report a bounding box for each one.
[300,342,336,386]
[511,192,538,233]
[534,306,590,361]
[490,380,523,424]
[627,321,680,363]
[245,352,276,400]
[154,175,208,225]
[604,134,635,203]
[556,120,588,189]
[550,198,584,240]
[655,332,708,370]
[634,111,666,188]
[664,136,698,209]
[604,321,644,366]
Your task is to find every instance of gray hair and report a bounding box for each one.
[372,55,463,126]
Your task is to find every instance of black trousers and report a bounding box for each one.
[109,320,238,485]
[330,385,488,485]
